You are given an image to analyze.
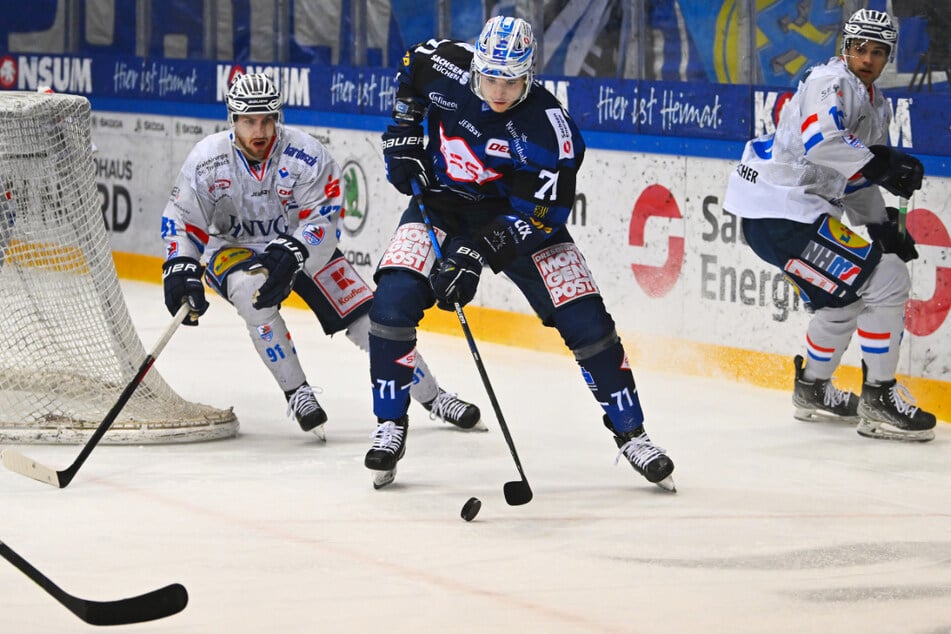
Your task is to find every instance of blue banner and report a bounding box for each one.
[1,51,948,163]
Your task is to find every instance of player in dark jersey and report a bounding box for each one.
[364,16,676,491]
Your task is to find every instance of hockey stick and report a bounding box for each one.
[897,195,909,237]
[1,303,191,488]
[412,181,533,505]
[0,540,188,626]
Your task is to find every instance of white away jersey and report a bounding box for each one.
[161,125,343,267]
[723,57,891,226]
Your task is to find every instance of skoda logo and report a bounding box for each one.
[340,160,368,237]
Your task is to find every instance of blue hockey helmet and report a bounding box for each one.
[470,16,536,106]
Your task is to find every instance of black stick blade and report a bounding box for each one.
[1,541,188,626]
[81,583,189,626]
[503,480,533,506]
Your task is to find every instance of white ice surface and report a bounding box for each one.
[2,280,950,633]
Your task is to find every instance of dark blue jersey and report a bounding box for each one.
[394,38,585,237]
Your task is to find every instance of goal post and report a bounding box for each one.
[0,90,238,444]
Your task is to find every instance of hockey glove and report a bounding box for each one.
[430,238,485,311]
[250,234,308,309]
[162,256,208,326]
[860,145,924,199]
[868,206,919,262]
[382,124,434,196]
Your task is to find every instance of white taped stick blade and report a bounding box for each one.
[1,448,60,486]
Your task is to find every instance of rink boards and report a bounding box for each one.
[92,113,951,421]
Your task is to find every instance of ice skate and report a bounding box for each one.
[365,416,408,489]
[857,363,935,442]
[423,388,485,430]
[605,416,676,492]
[792,355,859,423]
[285,384,327,440]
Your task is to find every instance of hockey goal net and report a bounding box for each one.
[0,91,238,444]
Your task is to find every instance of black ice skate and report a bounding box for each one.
[285,384,327,440]
[792,355,859,423]
[365,416,408,489]
[604,416,676,492]
[857,362,936,442]
[423,388,485,430]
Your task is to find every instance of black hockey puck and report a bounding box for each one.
[460,497,481,522]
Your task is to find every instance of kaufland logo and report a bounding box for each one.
[216,65,311,108]
[0,55,92,92]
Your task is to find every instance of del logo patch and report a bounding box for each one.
[302,224,326,245]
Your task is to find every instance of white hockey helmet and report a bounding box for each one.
[470,16,536,106]
[841,9,898,62]
[226,73,283,124]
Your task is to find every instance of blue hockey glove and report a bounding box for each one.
[868,206,919,262]
[381,124,434,196]
[162,256,208,326]
[430,239,485,311]
[250,234,308,309]
[861,145,923,199]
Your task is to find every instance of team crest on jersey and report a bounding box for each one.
[279,167,289,178]
[166,240,179,258]
[257,324,274,342]
[818,217,871,259]
[438,123,501,185]
[301,223,326,245]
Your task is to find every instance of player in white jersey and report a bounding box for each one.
[723,9,936,441]
[160,73,481,439]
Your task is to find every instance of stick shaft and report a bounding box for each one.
[897,196,908,237]
[411,182,532,503]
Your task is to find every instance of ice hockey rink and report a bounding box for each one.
[2,280,950,633]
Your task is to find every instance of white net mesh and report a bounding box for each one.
[0,91,238,444]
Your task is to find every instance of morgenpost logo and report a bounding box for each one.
[340,160,368,237]
[628,184,684,297]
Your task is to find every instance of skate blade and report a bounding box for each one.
[655,476,677,493]
[372,468,397,489]
[857,420,935,442]
[794,407,858,424]
[310,425,326,442]
[466,419,489,432]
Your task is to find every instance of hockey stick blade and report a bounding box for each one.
[503,480,533,505]
[0,304,190,488]
[0,541,188,626]
[0,449,61,487]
